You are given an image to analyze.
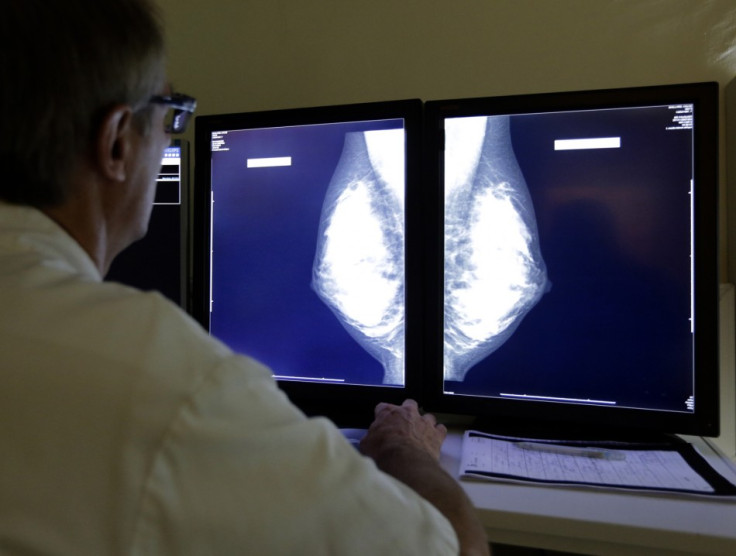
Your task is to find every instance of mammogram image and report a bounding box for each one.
[312,129,406,385]
[443,115,550,382]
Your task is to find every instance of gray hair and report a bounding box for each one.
[0,0,166,207]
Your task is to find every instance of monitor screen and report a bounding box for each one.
[193,100,423,424]
[424,83,719,437]
[106,140,190,309]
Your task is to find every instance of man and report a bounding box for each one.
[0,1,489,554]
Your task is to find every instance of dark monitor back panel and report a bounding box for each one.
[106,140,190,310]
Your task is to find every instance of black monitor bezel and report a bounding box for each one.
[422,82,720,438]
[193,99,424,426]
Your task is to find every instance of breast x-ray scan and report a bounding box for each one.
[441,104,696,415]
[443,115,550,382]
[312,128,406,385]
[206,118,407,388]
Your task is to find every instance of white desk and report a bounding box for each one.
[440,431,736,555]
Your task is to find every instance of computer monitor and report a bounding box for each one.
[106,140,190,310]
[424,82,720,438]
[193,100,423,425]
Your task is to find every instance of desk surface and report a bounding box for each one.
[440,431,736,556]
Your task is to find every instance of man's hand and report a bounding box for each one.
[360,399,491,556]
[360,399,447,461]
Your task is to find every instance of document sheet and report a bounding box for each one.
[459,431,736,494]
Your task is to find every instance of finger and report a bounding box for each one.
[401,399,419,412]
[422,412,438,426]
[374,401,398,418]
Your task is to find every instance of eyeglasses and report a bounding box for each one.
[149,92,197,134]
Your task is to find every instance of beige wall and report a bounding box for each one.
[156,0,736,282]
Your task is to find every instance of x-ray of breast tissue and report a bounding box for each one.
[312,129,406,385]
[444,115,550,382]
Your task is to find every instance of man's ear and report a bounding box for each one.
[95,104,135,182]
